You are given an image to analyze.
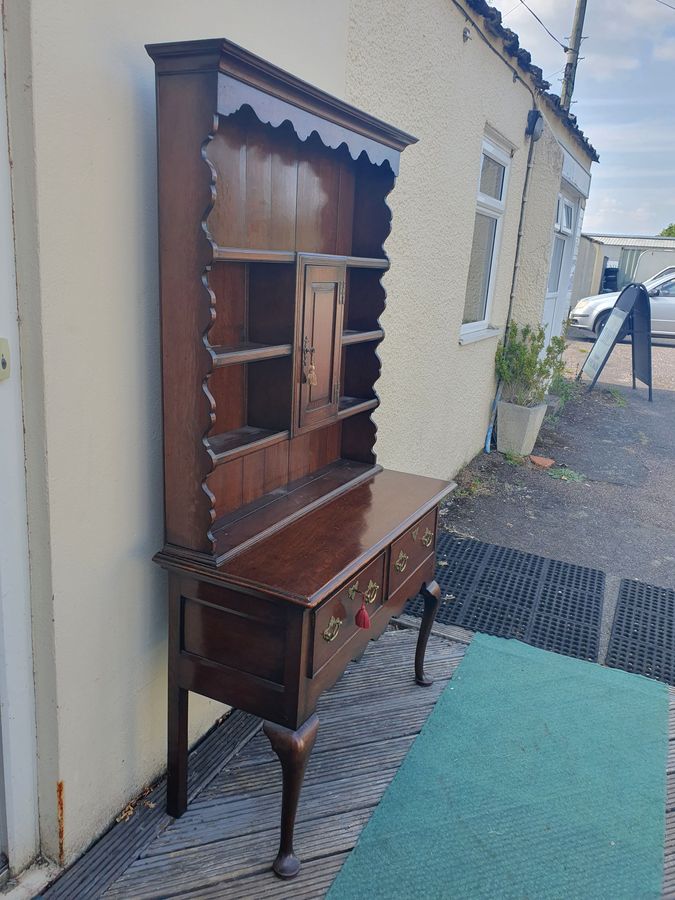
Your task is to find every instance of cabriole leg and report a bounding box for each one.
[263,714,319,879]
[415,579,442,686]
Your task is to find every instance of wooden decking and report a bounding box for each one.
[41,621,675,898]
[43,628,465,899]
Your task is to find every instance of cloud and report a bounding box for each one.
[654,39,675,62]
[582,52,640,81]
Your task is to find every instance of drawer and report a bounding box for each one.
[388,507,438,596]
[385,552,436,617]
[310,552,386,676]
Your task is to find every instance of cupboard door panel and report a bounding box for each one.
[297,264,345,433]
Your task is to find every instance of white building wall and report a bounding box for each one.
[344,0,585,479]
[5,0,349,866]
[0,19,40,875]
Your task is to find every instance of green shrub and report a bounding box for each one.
[495,322,566,407]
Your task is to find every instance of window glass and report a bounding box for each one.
[547,235,565,294]
[463,212,497,324]
[563,203,573,231]
[657,279,675,297]
[479,153,505,201]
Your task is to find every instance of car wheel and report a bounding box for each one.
[593,311,610,337]
[593,310,630,341]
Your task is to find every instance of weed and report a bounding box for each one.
[502,450,525,466]
[547,375,580,419]
[455,475,494,499]
[547,466,586,482]
[604,387,626,407]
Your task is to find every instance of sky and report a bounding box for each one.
[488,0,675,236]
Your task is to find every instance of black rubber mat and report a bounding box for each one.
[406,534,604,662]
[606,579,675,684]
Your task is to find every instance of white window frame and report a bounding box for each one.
[554,194,574,236]
[461,137,511,337]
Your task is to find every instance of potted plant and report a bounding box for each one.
[494,322,566,456]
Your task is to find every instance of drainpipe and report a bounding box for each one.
[484,111,539,452]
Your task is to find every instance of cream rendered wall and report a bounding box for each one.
[5,0,349,866]
[345,0,558,478]
[510,125,563,326]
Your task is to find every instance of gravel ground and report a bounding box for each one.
[441,333,675,659]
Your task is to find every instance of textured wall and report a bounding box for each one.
[5,0,349,865]
[510,126,563,327]
[345,0,568,479]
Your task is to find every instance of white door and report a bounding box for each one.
[543,194,576,343]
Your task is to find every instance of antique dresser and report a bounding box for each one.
[147,37,454,879]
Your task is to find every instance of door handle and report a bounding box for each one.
[303,336,317,386]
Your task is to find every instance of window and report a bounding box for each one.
[461,138,510,334]
[554,194,574,236]
[547,235,565,294]
[656,278,675,297]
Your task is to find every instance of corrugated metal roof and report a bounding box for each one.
[584,233,675,250]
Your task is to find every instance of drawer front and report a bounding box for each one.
[311,552,386,676]
[385,553,436,617]
[388,507,438,596]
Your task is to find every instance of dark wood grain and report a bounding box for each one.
[148,38,445,879]
[263,715,319,879]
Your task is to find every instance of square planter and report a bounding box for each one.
[497,401,547,456]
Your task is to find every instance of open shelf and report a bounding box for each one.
[206,426,290,465]
[341,328,384,346]
[211,459,380,563]
[338,396,379,419]
[210,342,293,367]
[213,247,296,263]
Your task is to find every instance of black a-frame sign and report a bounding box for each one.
[577,282,653,401]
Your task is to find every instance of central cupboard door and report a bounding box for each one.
[296,262,345,433]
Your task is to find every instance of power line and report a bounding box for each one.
[514,0,570,52]
[654,0,675,11]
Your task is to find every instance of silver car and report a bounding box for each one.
[570,266,675,337]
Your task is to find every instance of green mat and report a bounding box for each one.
[327,634,668,900]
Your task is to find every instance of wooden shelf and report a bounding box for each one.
[206,426,289,465]
[341,329,384,346]
[213,247,296,263]
[345,256,389,270]
[210,342,292,367]
[211,459,380,563]
[337,396,379,419]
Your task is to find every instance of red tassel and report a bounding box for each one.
[355,600,370,630]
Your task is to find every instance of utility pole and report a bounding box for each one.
[560,0,588,111]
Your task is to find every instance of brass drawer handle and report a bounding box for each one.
[422,528,434,548]
[394,550,409,573]
[322,616,343,642]
[364,579,379,604]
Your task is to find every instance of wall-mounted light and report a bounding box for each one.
[463,27,471,43]
[526,109,544,142]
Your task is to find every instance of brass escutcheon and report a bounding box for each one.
[347,581,359,601]
[394,550,409,573]
[322,616,343,642]
[364,580,379,604]
[412,527,419,541]
[421,528,434,548]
